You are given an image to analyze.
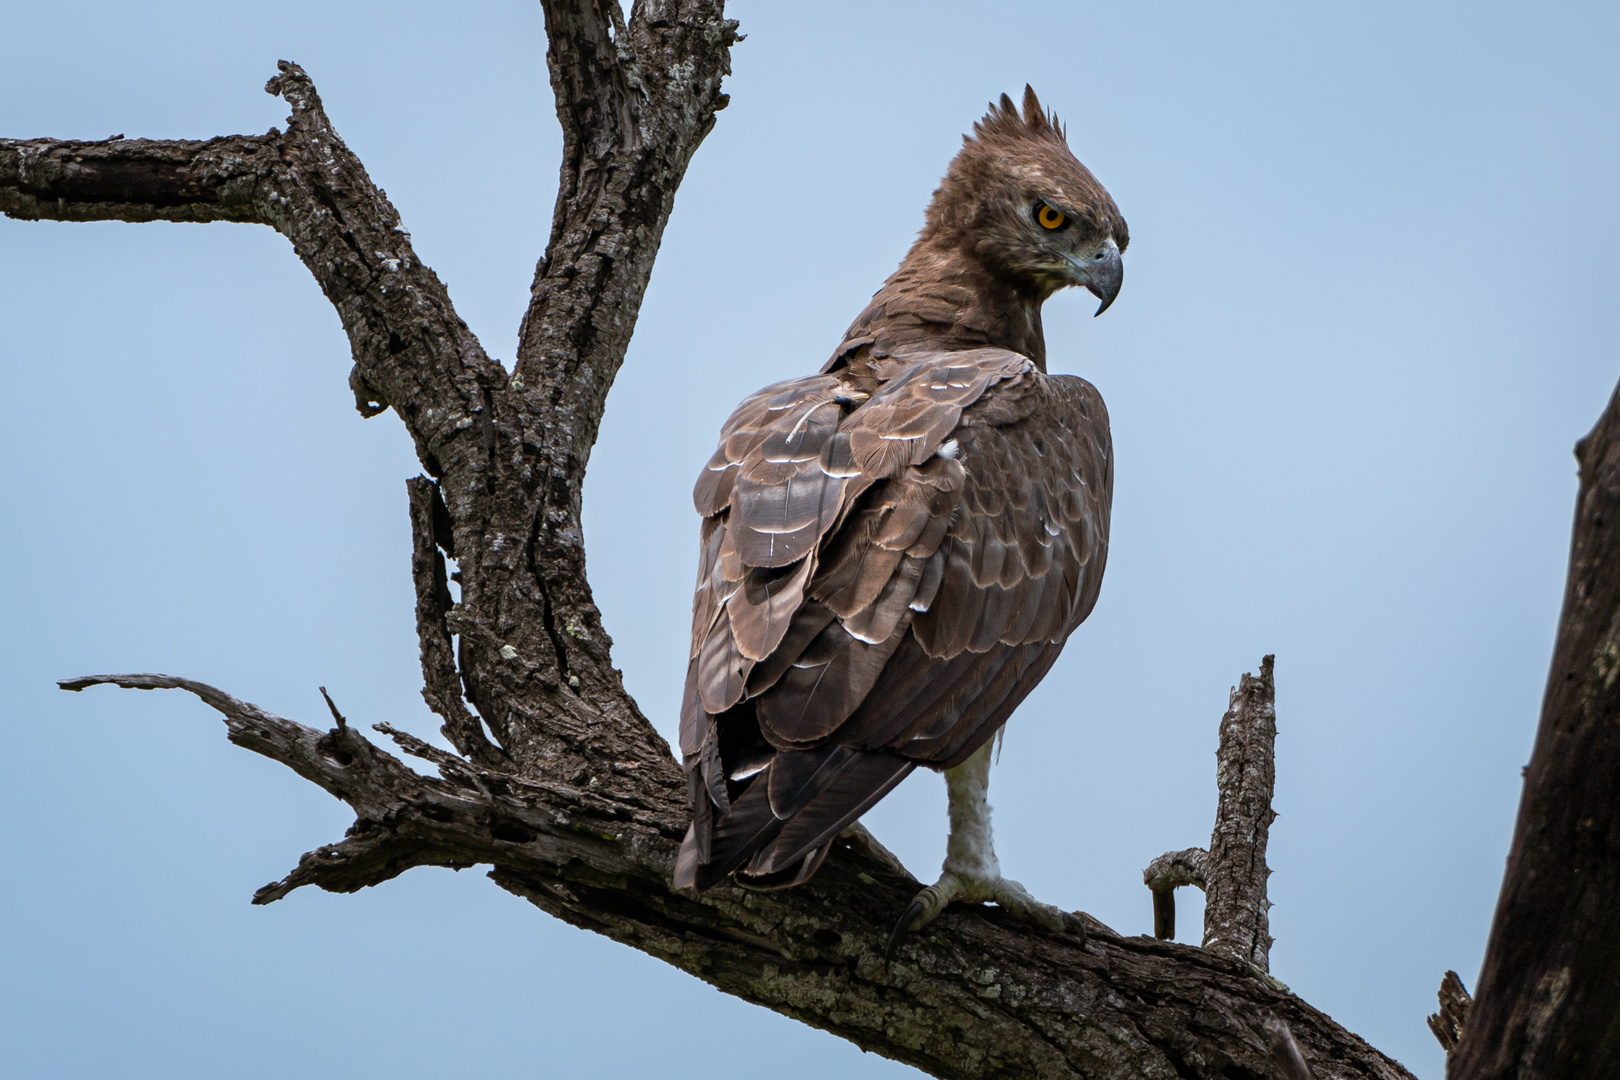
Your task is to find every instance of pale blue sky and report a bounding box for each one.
[3,3,1617,1077]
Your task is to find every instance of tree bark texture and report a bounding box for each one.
[5,5,1423,1078]
[1448,382,1620,1079]
[1204,656,1278,973]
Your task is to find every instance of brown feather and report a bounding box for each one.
[744,602,836,698]
[678,656,706,758]
[755,619,910,747]
[696,604,749,714]
[728,557,815,662]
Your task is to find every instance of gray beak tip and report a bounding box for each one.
[1087,274,1122,317]
[1081,247,1123,317]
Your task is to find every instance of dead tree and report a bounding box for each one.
[12,3,1592,1076]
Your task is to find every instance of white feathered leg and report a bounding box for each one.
[887,740,1083,955]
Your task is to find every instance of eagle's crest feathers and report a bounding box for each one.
[973,85,1065,147]
[928,85,1127,260]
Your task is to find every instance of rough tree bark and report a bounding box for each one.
[1204,658,1279,975]
[1445,382,1620,1079]
[1,4,1433,1077]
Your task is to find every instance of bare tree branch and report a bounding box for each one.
[1449,381,1620,1079]
[0,132,272,223]
[0,63,509,471]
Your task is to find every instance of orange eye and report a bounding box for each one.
[1036,203,1067,230]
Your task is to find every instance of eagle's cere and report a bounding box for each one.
[675,87,1126,941]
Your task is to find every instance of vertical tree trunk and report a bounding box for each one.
[1449,380,1620,1078]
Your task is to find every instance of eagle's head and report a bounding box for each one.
[925,86,1128,314]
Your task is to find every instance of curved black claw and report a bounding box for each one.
[885,899,927,962]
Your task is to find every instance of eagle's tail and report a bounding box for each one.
[674,746,914,891]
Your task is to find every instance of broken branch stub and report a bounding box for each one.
[1427,969,1472,1053]
[1203,654,1279,971]
[1141,654,1278,974]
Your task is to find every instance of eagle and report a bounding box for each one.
[674,87,1126,945]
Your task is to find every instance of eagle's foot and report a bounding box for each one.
[883,742,1087,959]
[885,870,1085,959]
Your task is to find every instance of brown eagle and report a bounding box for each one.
[674,87,1126,943]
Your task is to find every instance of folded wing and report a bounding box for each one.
[675,350,1112,890]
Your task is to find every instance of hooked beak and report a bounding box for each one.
[1067,237,1123,316]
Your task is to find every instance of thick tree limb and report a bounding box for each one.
[60,672,1411,1080]
[11,6,1420,1077]
[1449,382,1620,1078]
